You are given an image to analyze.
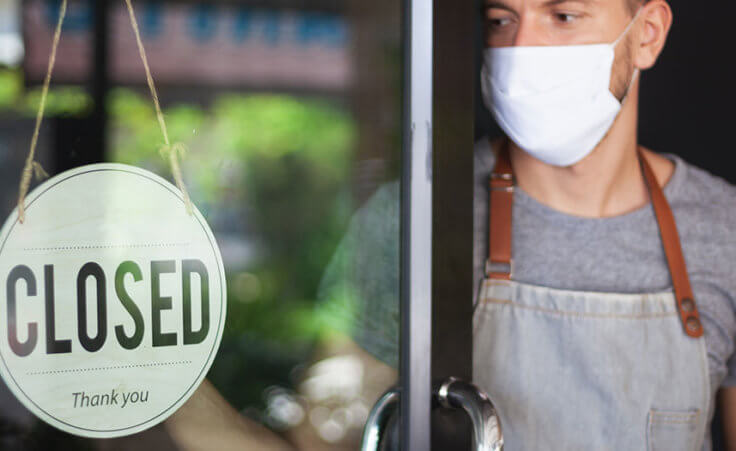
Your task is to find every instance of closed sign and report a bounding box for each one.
[0,164,227,438]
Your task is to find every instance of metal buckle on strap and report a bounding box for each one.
[490,173,514,192]
[485,259,514,279]
[490,172,513,181]
[490,185,514,192]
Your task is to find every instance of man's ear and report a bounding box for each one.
[634,0,673,70]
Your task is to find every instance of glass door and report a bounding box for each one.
[0,0,408,449]
[363,0,496,449]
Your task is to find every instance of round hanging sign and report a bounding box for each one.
[0,163,227,438]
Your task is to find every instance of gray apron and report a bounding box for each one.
[473,142,710,450]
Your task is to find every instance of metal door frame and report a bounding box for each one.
[400,0,476,449]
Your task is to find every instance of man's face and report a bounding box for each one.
[484,0,641,99]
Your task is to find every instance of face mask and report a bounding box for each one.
[480,9,642,167]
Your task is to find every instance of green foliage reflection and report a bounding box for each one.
[109,88,357,415]
[0,69,91,116]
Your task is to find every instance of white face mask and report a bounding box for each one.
[481,10,642,167]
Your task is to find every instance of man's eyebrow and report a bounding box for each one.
[484,1,514,12]
[541,0,596,6]
[484,0,595,11]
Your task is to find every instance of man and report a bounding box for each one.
[164,0,735,449]
[317,0,736,449]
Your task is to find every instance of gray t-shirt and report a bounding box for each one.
[318,138,736,393]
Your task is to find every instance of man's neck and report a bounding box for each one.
[507,87,674,218]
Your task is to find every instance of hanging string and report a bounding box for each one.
[124,0,192,214]
[17,0,67,224]
[17,0,194,224]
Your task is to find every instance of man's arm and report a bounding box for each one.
[165,380,295,451]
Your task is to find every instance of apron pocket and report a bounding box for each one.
[647,408,700,451]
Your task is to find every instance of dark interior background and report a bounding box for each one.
[475,0,736,186]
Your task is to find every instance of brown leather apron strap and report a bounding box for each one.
[487,139,704,338]
[639,150,704,338]
[487,140,513,280]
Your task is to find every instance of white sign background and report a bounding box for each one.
[0,164,226,438]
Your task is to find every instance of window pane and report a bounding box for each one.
[0,0,401,449]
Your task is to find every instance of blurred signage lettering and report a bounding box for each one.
[23,0,352,90]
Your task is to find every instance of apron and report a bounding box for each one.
[473,142,711,451]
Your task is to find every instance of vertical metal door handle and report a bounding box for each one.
[361,387,400,451]
[361,379,502,451]
[437,377,504,451]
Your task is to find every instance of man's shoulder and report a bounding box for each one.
[351,180,400,237]
[666,154,736,254]
[669,154,736,207]
[363,180,400,210]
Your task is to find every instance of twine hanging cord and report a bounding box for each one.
[124,0,192,215]
[16,0,66,224]
[17,0,193,224]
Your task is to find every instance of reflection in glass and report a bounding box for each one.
[0,0,401,449]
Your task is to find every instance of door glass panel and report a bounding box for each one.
[0,0,401,449]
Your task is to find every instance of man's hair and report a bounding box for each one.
[627,0,652,15]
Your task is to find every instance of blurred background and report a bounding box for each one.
[0,0,401,449]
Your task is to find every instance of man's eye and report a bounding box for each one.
[554,13,578,23]
[488,17,512,28]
